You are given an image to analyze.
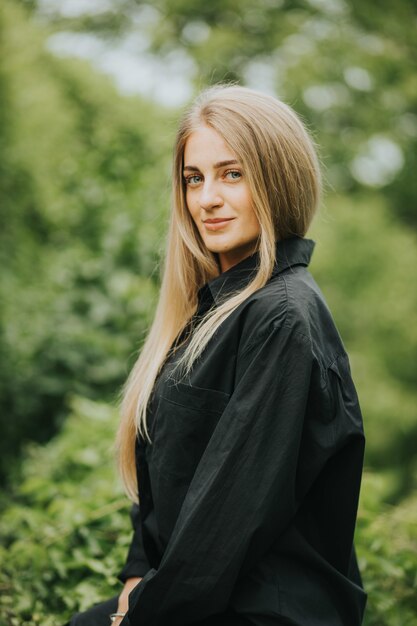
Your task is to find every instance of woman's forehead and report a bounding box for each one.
[183,125,238,169]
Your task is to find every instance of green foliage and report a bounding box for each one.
[0,0,172,481]
[357,474,417,626]
[33,0,417,226]
[0,396,130,626]
[1,2,416,624]
[309,196,417,496]
[0,396,416,625]
[3,0,416,487]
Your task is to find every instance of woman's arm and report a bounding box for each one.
[114,502,149,623]
[112,577,143,625]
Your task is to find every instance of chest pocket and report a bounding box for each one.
[161,381,230,414]
[149,382,231,480]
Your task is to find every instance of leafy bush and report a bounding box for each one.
[0,396,416,625]
[357,474,417,626]
[0,396,130,626]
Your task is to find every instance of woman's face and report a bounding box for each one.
[183,124,261,273]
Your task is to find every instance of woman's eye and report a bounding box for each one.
[225,170,242,180]
[184,174,202,185]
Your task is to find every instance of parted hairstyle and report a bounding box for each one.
[116,84,323,501]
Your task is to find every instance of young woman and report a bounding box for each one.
[66,84,367,625]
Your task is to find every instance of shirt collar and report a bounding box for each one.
[197,235,315,310]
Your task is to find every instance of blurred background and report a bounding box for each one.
[0,0,416,624]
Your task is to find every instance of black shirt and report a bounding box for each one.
[118,236,368,626]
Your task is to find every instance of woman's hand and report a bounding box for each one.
[113,576,143,625]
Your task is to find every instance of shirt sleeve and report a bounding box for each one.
[117,502,151,583]
[123,321,337,625]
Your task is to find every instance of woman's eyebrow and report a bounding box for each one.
[183,159,240,172]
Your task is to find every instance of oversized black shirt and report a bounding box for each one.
[118,236,368,626]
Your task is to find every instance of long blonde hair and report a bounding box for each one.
[116,84,323,501]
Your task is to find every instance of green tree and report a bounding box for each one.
[26,0,417,225]
[0,0,171,482]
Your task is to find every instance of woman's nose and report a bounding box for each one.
[198,179,223,210]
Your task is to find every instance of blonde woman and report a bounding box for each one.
[66,85,367,626]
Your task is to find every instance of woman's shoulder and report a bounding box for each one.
[238,266,346,362]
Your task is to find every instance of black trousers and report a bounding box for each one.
[63,594,130,626]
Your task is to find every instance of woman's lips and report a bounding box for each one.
[203,218,235,231]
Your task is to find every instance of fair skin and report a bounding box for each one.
[115,576,142,625]
[183,124,261,273]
